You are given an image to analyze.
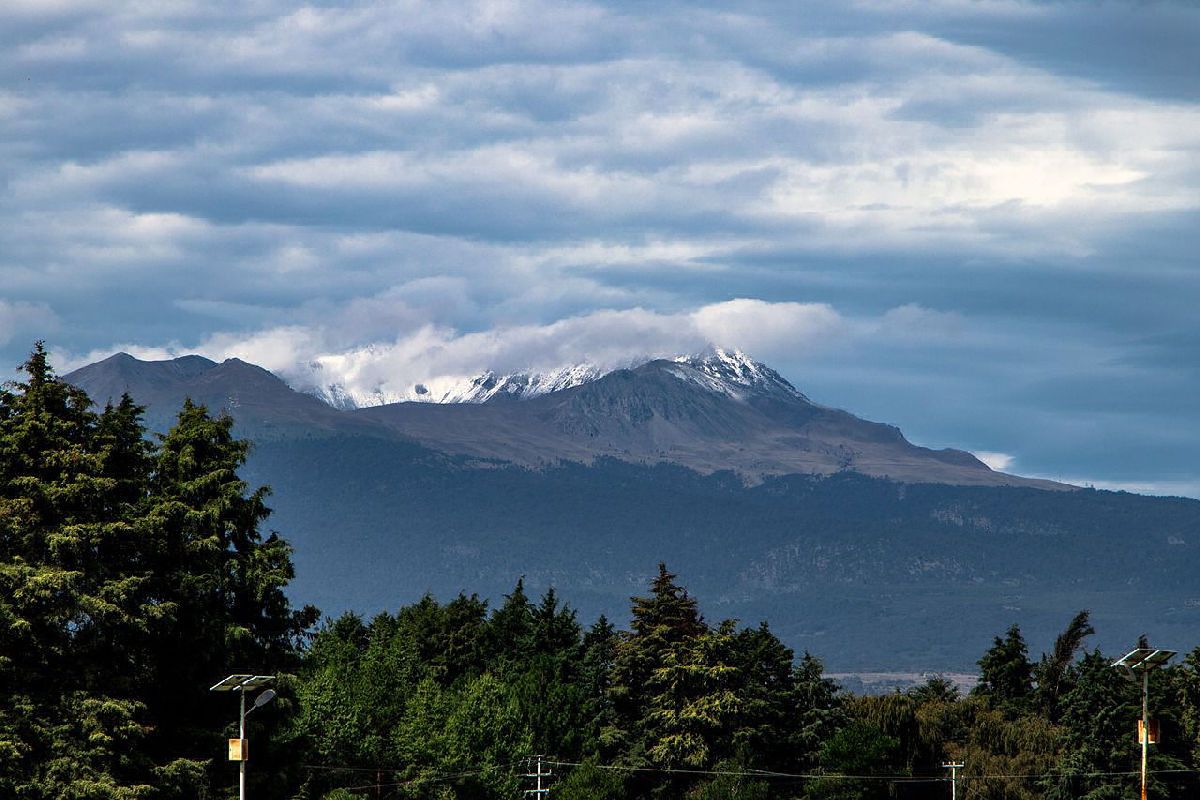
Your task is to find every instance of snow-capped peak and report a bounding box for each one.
[668,346,808,402]
[308,362,605,409]
[305,347,805,409]
[431,362,605,404]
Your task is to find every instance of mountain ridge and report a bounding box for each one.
[64,349,1058,489]
[306,347,783,409]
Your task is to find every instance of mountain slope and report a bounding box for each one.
[69,352,367,437]
[240,436,1200,671]
[65,349,1057,487]
[357,355,1057,488]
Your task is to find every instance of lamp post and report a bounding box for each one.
[209,674,277,800]
[1112,647,1175,800]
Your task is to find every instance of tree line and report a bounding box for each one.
[4,345,1200,799]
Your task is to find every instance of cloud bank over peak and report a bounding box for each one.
[58,299,852,404]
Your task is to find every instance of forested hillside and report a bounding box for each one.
[243,435,1200,671]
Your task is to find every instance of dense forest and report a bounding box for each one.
[5,345,1200,800]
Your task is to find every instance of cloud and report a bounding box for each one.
[53,298,852,398]
[974,451,1014,472]
[691,299,845,359]
[0,300,58,347]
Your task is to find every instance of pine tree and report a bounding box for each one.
[581,616,619,756]
[0,348,317,798]
[0,345,167,798]
[974,623,1034,715]
[790,652,845,770]
[488,577,534,670]
[726,622,797,768]
[518,588,586,757]
[608,563,706,763]
[644,620,739,769]
[138,399,317,790]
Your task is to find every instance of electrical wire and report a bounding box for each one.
[301,758,1200,786]
[545,758,1200,782]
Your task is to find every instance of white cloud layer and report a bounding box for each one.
[0,300,58,346]
[57,298,855,396]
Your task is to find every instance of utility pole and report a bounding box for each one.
[523,755,552,800]
[208,675,277,800]
[942,761,963,800]
[239,688,247,800]
[1141,667,1150,800]
[1112,646,1176,800]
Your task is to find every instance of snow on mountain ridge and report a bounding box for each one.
[306,348,803,409]
[309,362,606,409]
[670,347,808,402]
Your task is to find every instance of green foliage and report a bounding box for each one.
[0,345,315,799]
[1033,611,1094,720]
[295,565,847,798]
[686,767,771,800]
[975,624,1034,715]
[555,759,627,800]
[808,721,903,800]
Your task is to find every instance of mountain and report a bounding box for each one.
[61,349,1200,671]
[310,348,810,409]
[310,361,605,407]
[240,442,1200,672]
[356,350,1055,487]
[67,352,367,437]
[71,348,1039,486]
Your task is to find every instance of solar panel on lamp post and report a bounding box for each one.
[209,675,276,800]
[1112,648,1176,800]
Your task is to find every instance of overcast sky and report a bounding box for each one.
[2,0,1198,496]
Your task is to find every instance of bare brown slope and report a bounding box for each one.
[356,359,1067,489]
[66,353,373,437]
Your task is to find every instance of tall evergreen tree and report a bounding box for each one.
[581,616,619,756]
[644,620,740,770]
[727,622,797,768]
[488,578,534,670]
[974,624,1034,715]
[0,345,169,798]
[608,563,706,763]
[790,652,845,770]
[0,347,316,799]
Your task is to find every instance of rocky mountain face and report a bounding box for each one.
[61,349,1200,671]
[65,352,358,437]
[68,349,1056,488]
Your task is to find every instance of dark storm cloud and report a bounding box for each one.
[0,0,1197,495]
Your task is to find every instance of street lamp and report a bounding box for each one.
[1112,647,1176,800]
[209,674,277,800]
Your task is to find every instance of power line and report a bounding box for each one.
[545,759,1200,782]
[301,759,1200,786]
